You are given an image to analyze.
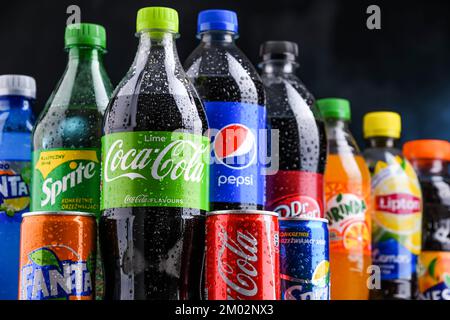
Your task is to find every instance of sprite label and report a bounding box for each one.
[31,149,101,215]
[101,131,209,211]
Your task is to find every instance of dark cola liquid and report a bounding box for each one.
[190,75,265,211]
[100,93,207,300]
[269,117,326,172]
[264,76,327,173]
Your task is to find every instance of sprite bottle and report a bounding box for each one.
[31,23,113,299]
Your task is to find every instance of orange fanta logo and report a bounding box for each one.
[0,168,30,217]
[20,245,94,300]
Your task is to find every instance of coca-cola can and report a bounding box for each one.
[205,210,280,300]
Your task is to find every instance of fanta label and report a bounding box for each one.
[0,160,30,222]
[31,149,100,215]
[418,251,450,300]
[267,171,324,218]
[371,154,422,280]
[20,246,94,300]
[205,102,266,206]
[101,131,209,211]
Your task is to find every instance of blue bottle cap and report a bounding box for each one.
[197,9,238,34]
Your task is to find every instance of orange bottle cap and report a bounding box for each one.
[403,139,450,161]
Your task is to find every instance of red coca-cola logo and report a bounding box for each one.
[217,224,259,299]
[268,194,321,218]
[375,194,421,214]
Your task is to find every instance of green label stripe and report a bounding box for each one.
[31,148,101,216]
[101,131,209,211]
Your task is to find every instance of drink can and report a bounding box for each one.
[18,211,96,300]
[280,217,330,300]
[205,210,280,300]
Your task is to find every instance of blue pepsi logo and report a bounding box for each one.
[213,124,256,170]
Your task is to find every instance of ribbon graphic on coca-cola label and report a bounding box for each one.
[217,224,259,299]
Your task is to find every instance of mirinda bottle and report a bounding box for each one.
[317,98,371,300]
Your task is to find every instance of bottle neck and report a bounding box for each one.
[366,137,398,149]
[67,46,104,62]
[325,118,360,154]
[134,31,180,69]
[410,158,448,176]
[325,118,349,131]
[260,60,298,75]
[199,30,236,44]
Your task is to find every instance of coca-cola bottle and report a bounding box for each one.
[259,41,327,218]
[100,7,209,300]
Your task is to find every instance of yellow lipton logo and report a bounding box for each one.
[35,150,99,179]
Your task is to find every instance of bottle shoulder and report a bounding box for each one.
[184,43,264,105]
[0,97,34,134]
[43,60,112,114]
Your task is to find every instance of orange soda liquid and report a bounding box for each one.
[325,154,372,300]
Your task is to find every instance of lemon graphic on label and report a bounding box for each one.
[373,211,421,235]
[0,169,30,216]
[311,260,330,287]
[69,161,78,170]
[403,228,421,254]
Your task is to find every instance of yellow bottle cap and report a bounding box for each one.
[363,111,401,139]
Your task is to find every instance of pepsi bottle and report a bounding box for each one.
[185,9,266,211]
[259,41,327,219]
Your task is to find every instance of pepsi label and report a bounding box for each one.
[205,102,266,207]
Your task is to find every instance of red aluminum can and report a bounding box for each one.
[205,210,280,300]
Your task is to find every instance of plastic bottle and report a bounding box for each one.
[0,75,35,299]
[317,98,371,300]
[363,111,422,300]
[404,140,450,300]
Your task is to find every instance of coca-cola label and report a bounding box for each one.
[217,224,259,299]
[375,194,421,214]
[101,131,209,211]
[266,171,324,219]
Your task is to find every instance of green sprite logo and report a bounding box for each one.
[101,131,209,211]
[42,161,96,207]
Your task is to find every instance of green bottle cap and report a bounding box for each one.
[136,7,179,33]
[316,98,351,120]
[65,23,106,49]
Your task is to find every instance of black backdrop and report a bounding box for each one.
[1,0,450,145]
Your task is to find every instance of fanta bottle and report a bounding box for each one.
[317,98,371,300]
[403,140,450,300]
[363,112,422,300]
[0,75,35,299]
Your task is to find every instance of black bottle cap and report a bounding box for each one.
[259,41,299,62]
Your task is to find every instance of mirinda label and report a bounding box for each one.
[325,183,371,254]
[371,154,422,280]
[266,171,323,219]
[418,251,450,300]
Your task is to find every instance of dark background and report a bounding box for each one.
[1,0,449,146]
